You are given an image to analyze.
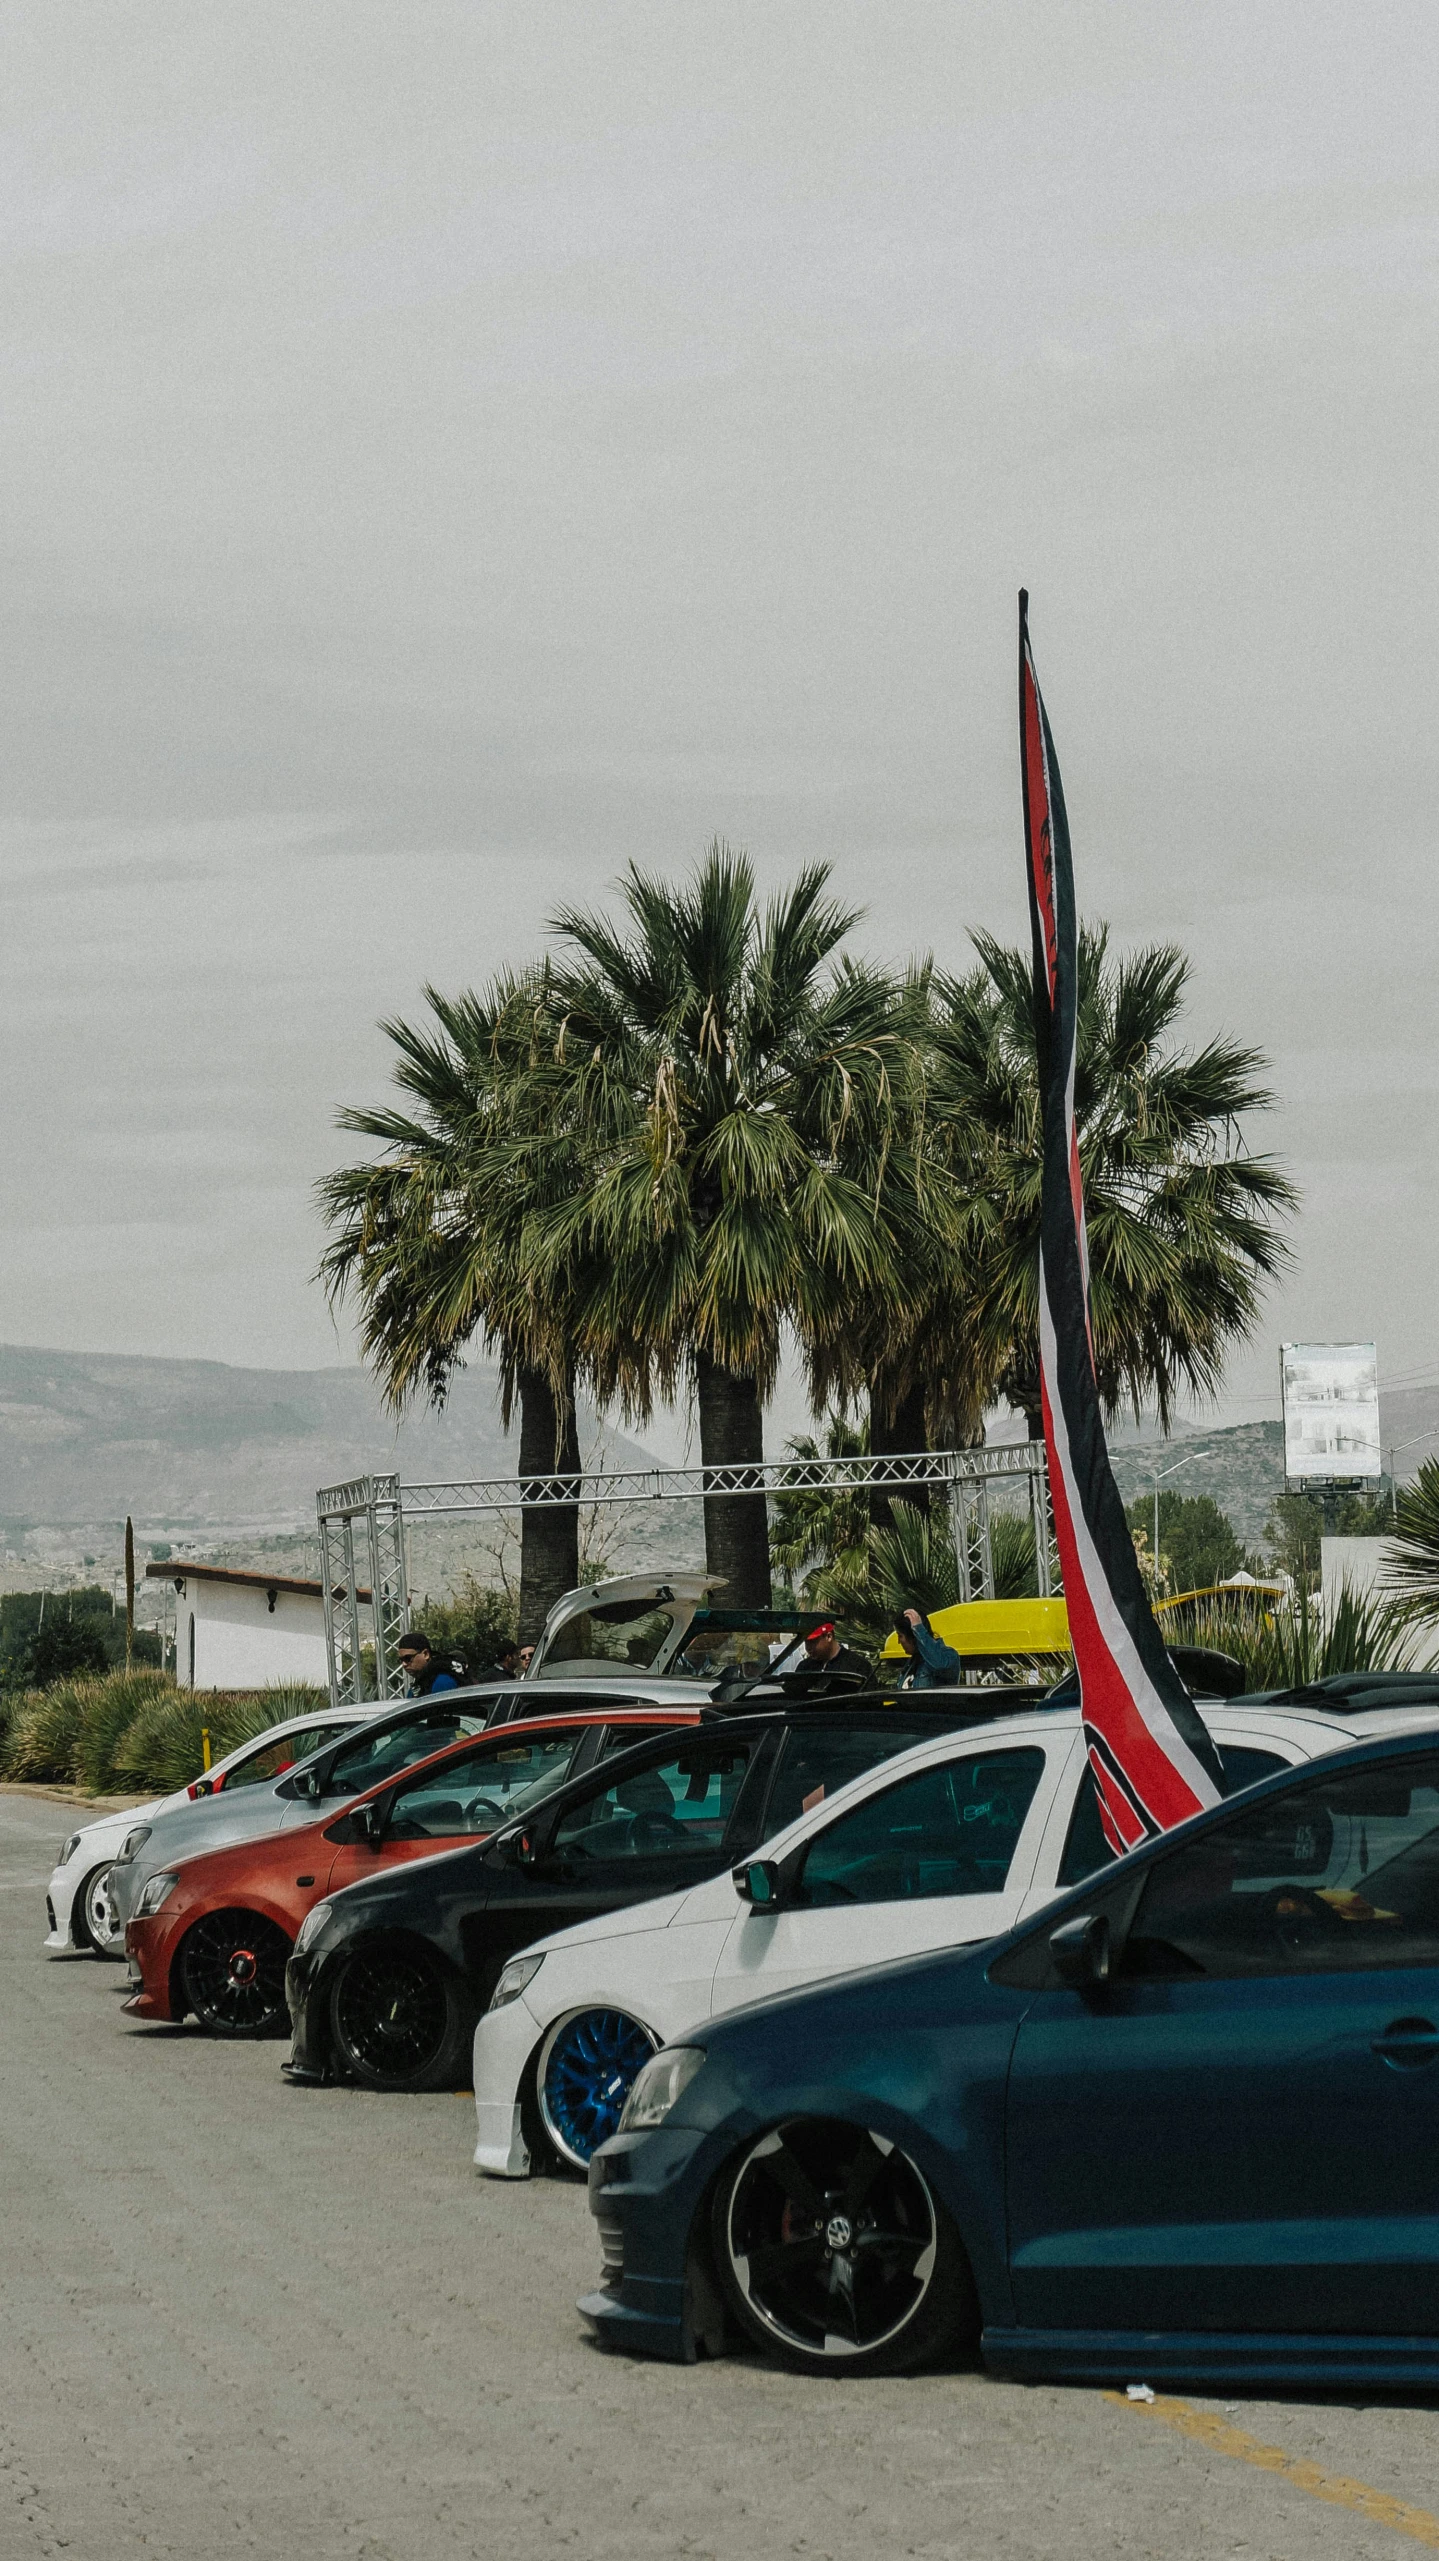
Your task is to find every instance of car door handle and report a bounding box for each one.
[1372,2017,1439,2070]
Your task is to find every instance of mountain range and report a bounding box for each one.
[0,1343,651,1532]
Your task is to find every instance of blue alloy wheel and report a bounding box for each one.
[538,2008,659,2169]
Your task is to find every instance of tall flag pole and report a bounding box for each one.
[1019,591,1224,1850]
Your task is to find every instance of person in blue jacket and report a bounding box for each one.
[894,1606,962,1689]
[396,1631,463,1695]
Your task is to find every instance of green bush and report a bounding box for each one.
[0,1679,93,1782]
[112,1690,284,1796]
[0,1670,333,1795]
[72,1669,175,1794]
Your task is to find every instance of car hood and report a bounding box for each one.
[121,1788,292,1870]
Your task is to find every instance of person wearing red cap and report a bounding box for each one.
[800,1620,873,1689]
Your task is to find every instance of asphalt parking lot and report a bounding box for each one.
[7,1791,1439,2561]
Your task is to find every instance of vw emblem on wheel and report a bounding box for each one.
[825,2213,853,2252]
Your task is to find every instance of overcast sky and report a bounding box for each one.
[3,2,1437,1461]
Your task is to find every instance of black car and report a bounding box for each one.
[282,1698,994,2095]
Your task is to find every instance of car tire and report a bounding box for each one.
[536,2008,660,2171]
[72,1863,124,1958]
[327,1943,471,2092]
[711,2116,978,2377]
[178,1910,293,2038]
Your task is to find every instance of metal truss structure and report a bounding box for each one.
[317,1473,411,1708]
[315,1444,1058,1705]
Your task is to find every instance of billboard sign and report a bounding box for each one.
[1280,1342,1382,1483]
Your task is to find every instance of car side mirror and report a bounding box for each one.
[734,1858,783,1911]
[354,1800,386,1849]
[1049,1911,1110,1989]
[494,1821,540,1869]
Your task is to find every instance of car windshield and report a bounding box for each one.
[385,1733,582,1840]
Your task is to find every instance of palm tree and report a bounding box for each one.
[521,846,908,1603]
[317,973,588,1642]
[927,927,1295,1435]
[1384,1461,1439,1629]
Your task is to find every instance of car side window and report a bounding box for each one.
[1121,1754,1439,1979]
[1057,1742,1291,1887]
[762,1723,949,1837]
[322,1711,487,1797]
[223,1723,353,1788]
[386,1734,580,1838]
[551,1742,754,1864]
[797,1749,1047,1908]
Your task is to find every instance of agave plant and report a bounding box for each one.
[1160,1580,1435,1691]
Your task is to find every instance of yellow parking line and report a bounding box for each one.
[1107,2391,1439,2547]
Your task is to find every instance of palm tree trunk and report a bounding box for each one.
[868,1379,930,1530]
[517,1362,580,1645]
[695,1349,771,1606]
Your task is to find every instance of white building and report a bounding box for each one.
[146,1561,357,1692]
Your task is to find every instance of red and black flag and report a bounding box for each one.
[1019,591,1224,1851]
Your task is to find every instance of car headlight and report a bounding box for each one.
[488,1952,545,2012]
[59,1833,81,1867]
[293,1901,333,1957]
[617,2045,706,2133]
[116,1825,152,1865]
[136,1872,178,1918]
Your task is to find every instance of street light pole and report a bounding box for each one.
[1150,1450,1212,1591]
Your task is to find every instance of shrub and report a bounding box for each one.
[0,1671,334,1795]
[1,1678,94,1782]
[72,1671,175,1796]
[111,1690,278,1796]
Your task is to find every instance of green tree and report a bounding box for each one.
[769,1417,873,1594]
[318,972,590,1643]
[523,847,908,1604]
[1264,1485,1395,1590]
[1123,1490,1244,1594]
[926,928,1294,1435]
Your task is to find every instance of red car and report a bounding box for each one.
[123,1705,706,2039]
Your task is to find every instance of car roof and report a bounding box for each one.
[341,1701,707,1803]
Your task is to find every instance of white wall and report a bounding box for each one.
[1321,1537,1394,1613]
[176,1578,329,1691]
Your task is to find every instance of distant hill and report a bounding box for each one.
[0,1343,654,1531]
[1107,1423,1286,1549]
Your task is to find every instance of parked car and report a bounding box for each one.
[580,1723,1439,2382]
[105,1677,708,1939]
[44,1705,376,1958]
[282,1700,998,2095]
[472,1695,1370,2176]
[121,1703,713,2040]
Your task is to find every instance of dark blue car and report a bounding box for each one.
[582,1726,1439,2385]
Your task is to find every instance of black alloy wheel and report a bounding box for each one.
[713,2117,976,2376]
[327,1944,469,2092]
[179,1910,293,2037]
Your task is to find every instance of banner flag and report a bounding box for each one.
[1019,591,1224,1851]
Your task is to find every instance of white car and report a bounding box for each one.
[44,1706,374,1957]
[473,1695,1437,2176]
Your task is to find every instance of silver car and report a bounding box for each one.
[107,1676,713,1936]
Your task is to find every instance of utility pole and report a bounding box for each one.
[1149,1451,1212,1592]
[124,1516,135,1671]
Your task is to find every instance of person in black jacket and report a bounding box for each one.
[396,1631,468,1695]
[798,1621,873,1691]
